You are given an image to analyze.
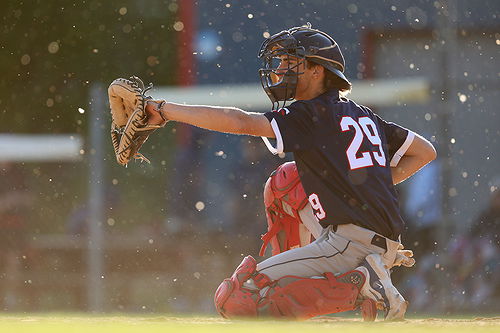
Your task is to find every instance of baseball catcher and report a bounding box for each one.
[108,76,167,166]
[115,23,436,322]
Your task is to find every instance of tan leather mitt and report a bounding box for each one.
[108,76,167,166]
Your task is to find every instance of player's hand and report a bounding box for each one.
[145,100,168,127]
[392,249,415,268]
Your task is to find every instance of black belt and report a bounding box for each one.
[333,223,389,251]
[371,234,387,251]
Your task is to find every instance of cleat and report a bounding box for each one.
[356,253,408,321]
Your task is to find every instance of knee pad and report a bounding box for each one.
[215,282,258,318]
[257,270,365,320]
[214,256,271,318]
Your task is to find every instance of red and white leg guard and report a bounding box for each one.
[257,270,364,319]
[214,256,265,318]
[215,256,376,320]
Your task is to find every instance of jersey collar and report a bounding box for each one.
[319,88,340,101]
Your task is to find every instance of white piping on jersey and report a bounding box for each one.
[390,131,415,167]
[261,118,284,154]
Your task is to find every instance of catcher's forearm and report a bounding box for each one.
[160,102,274,137]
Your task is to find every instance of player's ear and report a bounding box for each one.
[313,64,324,78]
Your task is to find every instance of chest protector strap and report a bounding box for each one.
[260,162,309,256]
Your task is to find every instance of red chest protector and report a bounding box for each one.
[260,162,309,256]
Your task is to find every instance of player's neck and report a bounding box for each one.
[295,85,327,101]
[295,71,326,101]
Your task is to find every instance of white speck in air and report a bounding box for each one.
[195,201,205,211]
[173,21,184,31]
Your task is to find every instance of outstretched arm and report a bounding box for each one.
[153,101,276,138]
[391,133,437,184]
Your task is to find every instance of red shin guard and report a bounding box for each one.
[257,271,362,319]
[214,256,260,318]
[215,258,374,321]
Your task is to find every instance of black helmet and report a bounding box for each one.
[258,23,350,107]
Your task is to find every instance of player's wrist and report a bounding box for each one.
[159,101,171,121]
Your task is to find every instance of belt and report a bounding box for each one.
[334,224,392,252]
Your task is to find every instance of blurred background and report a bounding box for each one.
[0,0,498,316]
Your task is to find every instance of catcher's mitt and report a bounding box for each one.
[108,76,167,166]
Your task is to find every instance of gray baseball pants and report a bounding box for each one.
[256,223,402,280]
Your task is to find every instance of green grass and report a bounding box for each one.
[0,315,499,333]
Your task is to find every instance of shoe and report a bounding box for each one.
[356,253,408,320]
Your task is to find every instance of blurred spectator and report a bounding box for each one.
[0,162,33,310]
[468,183,500,308]
[446,182,500,312]
[471,182,500,245]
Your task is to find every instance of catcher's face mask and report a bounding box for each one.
[258,30,306,109]
[259,24,350,109]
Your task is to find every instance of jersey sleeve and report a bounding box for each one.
[261,103,315,154]
[377,116,415,167]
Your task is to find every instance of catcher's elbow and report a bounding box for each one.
[424,143,437,163]
[431,145,437,160]
[236,112,274,137]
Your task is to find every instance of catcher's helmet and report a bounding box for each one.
[258,23,350,107]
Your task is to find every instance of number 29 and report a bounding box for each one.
[340,116,386,170]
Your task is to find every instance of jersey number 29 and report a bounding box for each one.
[340,116,386,170]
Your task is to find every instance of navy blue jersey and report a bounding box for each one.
[263,89,415,240]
